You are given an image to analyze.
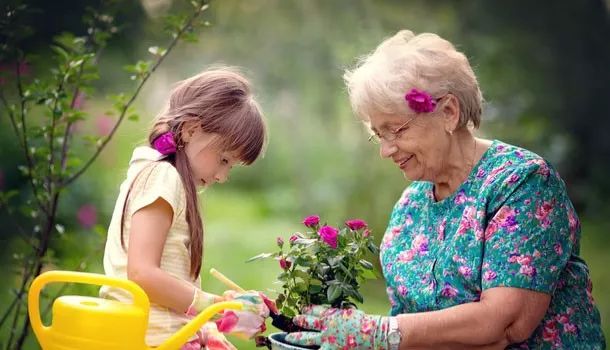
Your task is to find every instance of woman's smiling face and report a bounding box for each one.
[369,109,452,183]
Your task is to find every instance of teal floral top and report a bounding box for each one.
[380,140,605,349]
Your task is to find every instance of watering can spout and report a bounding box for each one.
[154,301,242,350]
[28,271,242,350]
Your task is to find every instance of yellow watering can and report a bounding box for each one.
[28,271,242,350]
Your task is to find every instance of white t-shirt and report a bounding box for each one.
[100,146,200,346]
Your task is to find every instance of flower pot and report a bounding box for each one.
[268,332,320,350]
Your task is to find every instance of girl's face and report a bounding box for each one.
[183,127,240,187]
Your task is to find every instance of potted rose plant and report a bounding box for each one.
[248,215,379,349]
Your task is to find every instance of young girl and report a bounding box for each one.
[100,67,270,350]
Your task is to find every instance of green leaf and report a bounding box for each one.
[293,238,316,245]
[353,289,364,303]
[294,281,307,293]
[327,255,344,267]
[51,45,70,61]
[367,241,379,254]
[359,259,374,270]
[55,224,65,235]
[293,270,310,280]
[308,284,322,294]
[326,284,341,303]
[245,252,273,263]
[361,267,379,280]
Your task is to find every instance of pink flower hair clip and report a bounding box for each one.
[405,88,438,113]
[152,131,177,155]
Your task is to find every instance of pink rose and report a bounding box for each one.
[279,258,291,270]
[318,225,339,249]
[152,132,177,155]
[276,236,284,247]
[345,219,367,231]
[404,88,437,113]
[289,234,299,243]
[302,215,320,228]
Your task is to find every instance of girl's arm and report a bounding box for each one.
[127,197,220,313]
[398,286,550,349]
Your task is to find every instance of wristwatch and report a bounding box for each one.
[387,317,402,350]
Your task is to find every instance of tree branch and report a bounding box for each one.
[1,78,49,216]
[62,3,210,187]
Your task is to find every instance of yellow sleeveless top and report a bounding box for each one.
[100,146,200,346]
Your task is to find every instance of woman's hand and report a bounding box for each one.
[284,305,392,350]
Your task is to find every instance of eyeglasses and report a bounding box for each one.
[367,94,449,144]
[368,117,416,144]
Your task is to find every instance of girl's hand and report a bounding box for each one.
[284,305,392,350]
[215,290,272,338]
[182,316,236,349]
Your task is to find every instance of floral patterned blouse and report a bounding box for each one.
[380,140,605,349]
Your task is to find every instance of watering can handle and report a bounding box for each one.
[28,270,151,345]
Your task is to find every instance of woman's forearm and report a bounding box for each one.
[129,266,220,313]
[397,300,513,349]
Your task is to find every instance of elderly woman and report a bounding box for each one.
[286,30,605,349]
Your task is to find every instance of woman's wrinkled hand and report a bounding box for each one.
[284,305,391,350]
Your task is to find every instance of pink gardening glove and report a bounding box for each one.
[215,290,272,338]
[181,321,237,350]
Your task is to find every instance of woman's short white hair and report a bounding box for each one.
[344,30,483,129]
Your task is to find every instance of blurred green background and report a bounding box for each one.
[1,0,609,348]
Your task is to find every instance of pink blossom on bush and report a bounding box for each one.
[302,215,320,228]
[345,219,367,231]
[95,115,115,136]
[318,225,338,249]
[279,258,291,270]
[77,204,97,229]
[73,92,86,109]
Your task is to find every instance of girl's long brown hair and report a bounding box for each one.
[121,67,267,279]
